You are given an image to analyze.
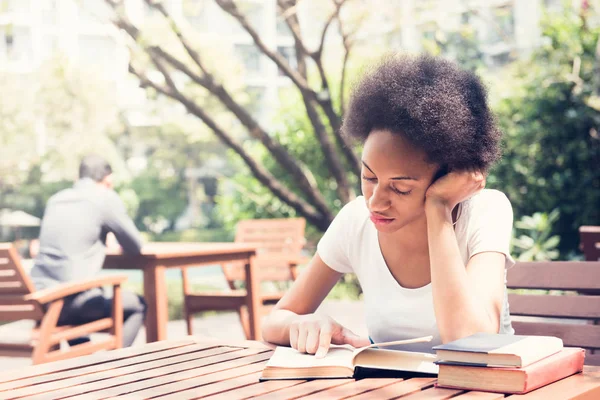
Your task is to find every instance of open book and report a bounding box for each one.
[261,336,439,380]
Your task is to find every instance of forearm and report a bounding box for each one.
[426,201,497,342]
[261,309,302,345]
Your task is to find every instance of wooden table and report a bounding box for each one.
[1,337,599,399]
[104,243,258,343]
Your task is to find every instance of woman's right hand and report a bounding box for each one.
[289,314,370,358]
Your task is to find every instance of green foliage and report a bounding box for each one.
[216,88,350,245]
[151,228,233,243]
[422,19,485,73]
[489,10,600,256]
[512,209,561,261]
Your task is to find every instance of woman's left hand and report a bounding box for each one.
[425,170,486,212]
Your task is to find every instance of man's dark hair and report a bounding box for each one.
[342,54,502,171]
[79,154,112,182]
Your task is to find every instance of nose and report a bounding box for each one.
[368,184,391,213]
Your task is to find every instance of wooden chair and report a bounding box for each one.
[507,261,600,365]
[0,243,127,364]
[580,226,600,261]
[181,218,309,339]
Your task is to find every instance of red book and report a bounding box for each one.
[436,347,585,394]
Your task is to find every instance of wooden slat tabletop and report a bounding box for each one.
[1,337,599,400]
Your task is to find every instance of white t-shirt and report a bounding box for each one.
[317,189,515,353]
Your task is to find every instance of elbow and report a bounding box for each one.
[261,314,278,345]
[122,234,143,255]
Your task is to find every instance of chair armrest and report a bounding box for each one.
[25,274,128,305]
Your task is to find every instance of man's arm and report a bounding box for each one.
[103,190,142,254]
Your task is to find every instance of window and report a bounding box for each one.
[78,35,118,76]
[276,17,293,38]
[0,0,28,13]
[245,86,266,121]
[490,51,512,67]
[489,4,514,45]
[234,43,262,75]
[184,0,208,28]
[2,26,32,63]
[277,45,296,76]
[79,0,111,24]
[41,0,59,26]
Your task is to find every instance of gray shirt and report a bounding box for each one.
[31,178,142,290]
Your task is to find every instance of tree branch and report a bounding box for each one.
[107,0,333,218]
[130,59,331,229]
[145,0,210,75]
[293,0,360,179]
[215,0,314,94]
[276,0,308,79]
[216,0,353,201]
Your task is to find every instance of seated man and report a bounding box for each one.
[31,155,146,347]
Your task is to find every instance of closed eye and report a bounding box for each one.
[392,187,412,196]
[363,175,412,196]
[361,175,377,182]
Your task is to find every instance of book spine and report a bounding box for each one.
[521,349,585,393]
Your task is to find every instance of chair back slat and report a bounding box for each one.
[223,218,306,285]
[506,261,600,292]
[0,296,43,321]
[511,321,600,350]
[580,226,600,261]
[235,218,306,255]
[507,261,600,365]
[0,245,37,296]
[508,294,600,319]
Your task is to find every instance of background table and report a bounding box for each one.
[1,337,599,399]
[104,243,258,342]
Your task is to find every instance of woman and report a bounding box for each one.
[261,54,515,357]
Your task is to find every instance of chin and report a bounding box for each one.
[371,220,402,233]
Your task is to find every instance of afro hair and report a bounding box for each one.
[342,54,502,171]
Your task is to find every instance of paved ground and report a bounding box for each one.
[0,299,366,372]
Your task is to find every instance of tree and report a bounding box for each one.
[0,55,123,217]
[489,7,600,256]
[104,0,372,231]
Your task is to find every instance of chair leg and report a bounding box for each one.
[111,284,123,349]
[182,268,194,336]
[238,306,251,339]
[32,300,64,364]
[185,308,194,336]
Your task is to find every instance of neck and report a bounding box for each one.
[380,212,430,252]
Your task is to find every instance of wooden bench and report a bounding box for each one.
[0,243,127,364]
[580,225,600,261]
[507,261,600,365]
[181,218,309,339]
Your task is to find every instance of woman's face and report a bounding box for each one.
[361,129,439,234]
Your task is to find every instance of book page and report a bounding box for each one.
[265,345,355,370]
[352,348,439,375]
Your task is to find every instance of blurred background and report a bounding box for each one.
[0,0,598,282]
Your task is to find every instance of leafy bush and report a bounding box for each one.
[512,209,561,261]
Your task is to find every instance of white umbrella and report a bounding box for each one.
[0,209,41,227]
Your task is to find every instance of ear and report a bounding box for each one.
[100,174,114,189]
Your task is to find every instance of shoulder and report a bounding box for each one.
[462,189,512,216]
[45,187,75,206]
[321,196,371,244]
[334,196,370,226]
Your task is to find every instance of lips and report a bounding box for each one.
[370,213,395,225]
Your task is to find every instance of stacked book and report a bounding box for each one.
[433,333,585,394]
